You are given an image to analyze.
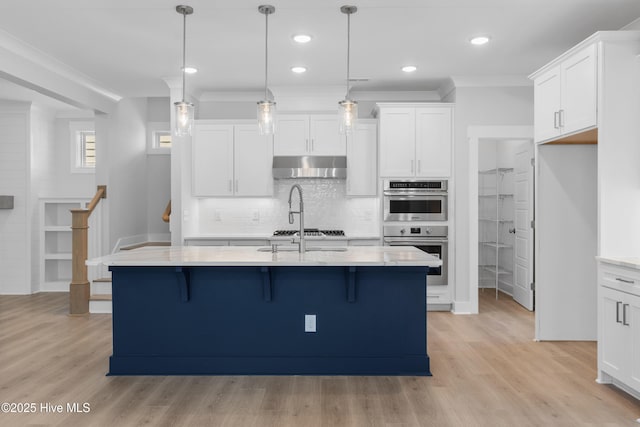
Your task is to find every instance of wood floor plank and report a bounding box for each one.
[0,291,639,426]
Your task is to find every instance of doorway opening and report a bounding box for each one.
[478,138,534,311]
[468,126,534,317]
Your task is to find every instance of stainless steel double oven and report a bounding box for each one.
[382,180,448,288]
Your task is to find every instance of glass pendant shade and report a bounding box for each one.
[339,99,357,134]
[257,100,276,135]
[174,101,194,137]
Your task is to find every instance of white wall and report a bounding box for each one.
[453,86,533,307]
[146,97,170,237]
[536,144,597,340]
[0,101,31,294]
[29,106,57,291]
[104,98,149,250]
[37,117,97,198]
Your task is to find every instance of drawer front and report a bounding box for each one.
[600,262,640,297]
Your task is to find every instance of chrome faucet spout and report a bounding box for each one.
[287,184,305,253]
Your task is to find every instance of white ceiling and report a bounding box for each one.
[1,0,640,101]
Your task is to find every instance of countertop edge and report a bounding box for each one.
[596,256,640,270]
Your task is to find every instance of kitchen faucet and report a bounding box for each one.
[288,184,305,253]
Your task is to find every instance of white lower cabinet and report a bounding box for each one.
[193,122,273,197]
[598,260,640,398]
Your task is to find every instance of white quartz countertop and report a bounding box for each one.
[87,246,441,268]
[596,256,640,270]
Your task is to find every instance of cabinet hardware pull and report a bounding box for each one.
[228,180,232,192]
[235,180,238,193]
[411,160,414,174]
[558,109,565,127]
[554,111,559,129]
[615,277,634,284]
[306,139,309,152]
[311,139,315,151]
[616,301,622,323]
[623,303,630,326]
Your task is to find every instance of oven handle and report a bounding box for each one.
[384,238,448,245]
[383,191,447,197]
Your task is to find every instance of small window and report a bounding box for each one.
[80,131,96,168]
[69,121,95,173]
[147,122,171,154]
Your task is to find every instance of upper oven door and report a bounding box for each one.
[383,194,447,221]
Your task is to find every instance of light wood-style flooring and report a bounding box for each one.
[1,291,639,426]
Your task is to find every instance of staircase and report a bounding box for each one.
[88,242,170,314]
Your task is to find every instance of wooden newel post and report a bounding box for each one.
[70,209,90,315]
[69,185,106,316]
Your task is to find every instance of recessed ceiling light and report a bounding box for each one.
[293,34,312,44]
[402,65,417,73]
[182,66,198,74]
[291,66,307,74]
[469,35,491,46]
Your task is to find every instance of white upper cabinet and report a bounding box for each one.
[193,124,234,196]
[532,43,597,144]
[377,103,453,178]
[233,125,274,197]
[192,122,273,197]
[415,107,453,178]
[378,107,415,177]
[274,114,346,156]
[347,121,377,197]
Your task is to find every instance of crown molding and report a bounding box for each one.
[450,75,532,88]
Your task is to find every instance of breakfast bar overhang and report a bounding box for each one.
[89,246,441,376]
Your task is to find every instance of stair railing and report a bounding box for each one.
[69,185,106,315]
[162,200,171,223]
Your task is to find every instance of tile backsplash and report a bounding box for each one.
[189,179,380,237]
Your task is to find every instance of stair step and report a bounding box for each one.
[120,241,170,251]
[89,295,112,314]
[91,280,112,295]
[93,277,112,282]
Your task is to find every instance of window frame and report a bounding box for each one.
[69,121,96,174]
[147,121,172,155]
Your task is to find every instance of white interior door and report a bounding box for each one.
[513,140,534,311]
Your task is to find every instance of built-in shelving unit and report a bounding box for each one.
[40,198,89,292]
[478,168,514,298]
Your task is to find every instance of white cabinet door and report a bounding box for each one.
[561,44,597,136]
[379,108,415,177]
[193,124,234,196]
[415,107,452,178]
[274,115,309,155]
[234,125,273,197]
[347,122,377,196]
[600,286,628,379]
[629,294,640,391]
[534,66,562,143]
[310,115,345,155]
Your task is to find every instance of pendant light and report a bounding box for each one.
[257,5,276,135]
[174,5,194,137]
[338,5,358,135]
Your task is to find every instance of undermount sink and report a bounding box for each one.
[257,246,347,252]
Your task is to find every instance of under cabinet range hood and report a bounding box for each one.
[272,156,347,179]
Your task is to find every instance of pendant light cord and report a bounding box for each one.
[181,10,187,102]
[346,11,351,100]
[264,11,269,102]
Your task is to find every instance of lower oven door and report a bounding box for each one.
[383,238,448,286]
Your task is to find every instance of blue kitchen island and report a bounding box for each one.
[89,246,441,376]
